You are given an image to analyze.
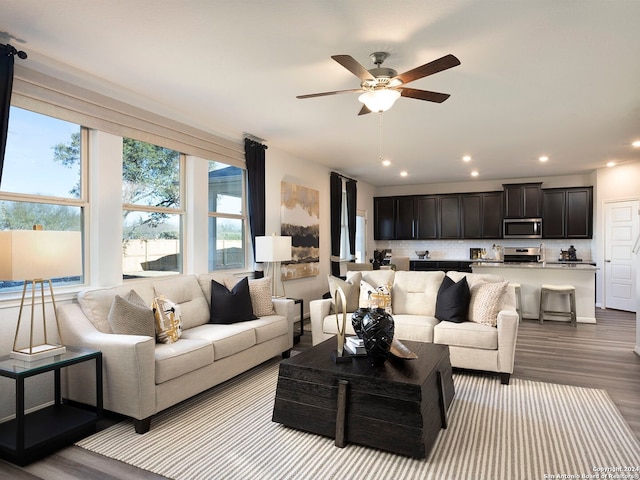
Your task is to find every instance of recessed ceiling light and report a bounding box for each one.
[606,161,616,167]
[632,140,640,148]
[539,156,549,162]
[381,159,391,167]
[400,171,408,177]
[471,171,479,177]
[462,155,472,162]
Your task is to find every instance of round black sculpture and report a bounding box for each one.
[361,308,395,366]
[351,308,370,339]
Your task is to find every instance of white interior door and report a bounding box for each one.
[604,200,639,311]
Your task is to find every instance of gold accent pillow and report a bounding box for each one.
[153,295,183,344]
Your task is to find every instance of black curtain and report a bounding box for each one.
[0,43,25,187]
[245,138,267,276]
[330,172,342,277]
[346,179,357,261]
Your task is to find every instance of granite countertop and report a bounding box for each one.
[471,261,598,271]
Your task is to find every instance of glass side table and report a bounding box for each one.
[0,346,103,466]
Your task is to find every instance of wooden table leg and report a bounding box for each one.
[335,380,348,447]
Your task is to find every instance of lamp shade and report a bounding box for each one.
[255,235,292,263]
[358,89,401,112]
[0,230,82,281]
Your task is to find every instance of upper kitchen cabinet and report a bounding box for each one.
[394,196,416,240]
[439,194,462,239]
[541,187,593,239]
[503,183,542,218]
[374,196,395,240]
[461,192,503,239]
[415,195,439,239]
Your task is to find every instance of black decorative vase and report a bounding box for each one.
[361,308,395,366]
[351,308,370,339]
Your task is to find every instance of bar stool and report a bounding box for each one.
[510,283,522,322]
[539,284,577,327]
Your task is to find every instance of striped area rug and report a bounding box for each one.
[77,358,640,480]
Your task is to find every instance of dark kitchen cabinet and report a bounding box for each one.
[503,183,542,218]
[482,191,504,238]
[542,189,565,238]
[415,195,439,239]
[566,188,593,238]
[394,196,416,240]
[410,260,472,272]
[439,195,462,239]
[541,187,593,239]
[461,194,482,238]
[374,197,395,240]
[461,191,503,239]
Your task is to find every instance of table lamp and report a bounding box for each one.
[255,234,292,297]
[0,229,82,361]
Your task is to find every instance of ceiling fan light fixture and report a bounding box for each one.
[358,89,401,112]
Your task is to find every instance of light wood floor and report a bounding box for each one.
[1,308,638,479]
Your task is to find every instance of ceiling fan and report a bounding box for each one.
[297,52,461,115]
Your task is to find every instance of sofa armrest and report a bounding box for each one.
[496,308,520,374]
[272,297,295,348]
[310,298,333,346]
[58,303,156,421]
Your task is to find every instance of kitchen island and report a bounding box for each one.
[471,262,598,323]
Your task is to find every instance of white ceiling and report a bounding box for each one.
[2,0,640,187]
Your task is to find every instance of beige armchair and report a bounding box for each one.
[346,262,373,272]
[391,256,410,271]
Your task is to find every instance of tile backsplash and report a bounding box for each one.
[372,239,593,262]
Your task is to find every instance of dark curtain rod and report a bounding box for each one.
[1,43,27,59]
[331,171,357,183]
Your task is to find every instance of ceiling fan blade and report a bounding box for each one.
[296,88,364,99]
[400,87,451,103]
[331,55,375,82]
[394,54,460,85]
[357,105,371,116]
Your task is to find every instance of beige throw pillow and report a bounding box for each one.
[153,295,183,344]
[468,281,508,327]
[107,290,155,337]
[225,276,275,317]
[327,273,361,312]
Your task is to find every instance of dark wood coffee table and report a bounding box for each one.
[272,338,454,458]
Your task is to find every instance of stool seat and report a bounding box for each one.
[539,284,577,326]
[541,284,575,292]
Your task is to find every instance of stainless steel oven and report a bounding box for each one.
[503,218,542,239]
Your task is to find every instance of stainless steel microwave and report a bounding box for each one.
[503,218,542,239]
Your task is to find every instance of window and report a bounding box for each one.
[122,139,183,278]
[208,161,246,270]
[0,107,86,291]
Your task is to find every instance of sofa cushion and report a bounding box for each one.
[153,275,211,329]
[210,278,258,324]
[327,273,361,312]
[392,271,445,316]
[321,313,439,343]
[197,273,240,307]
[78,280,156,333]
[391,314,440,343]
[107,289,155,337]
[433,321,498,350]
[181,323,256,361]
[245,315,289,344]
[153,296,183,344]
[469,281,508,327]
[435,276,470,323]
[154,338,213,384]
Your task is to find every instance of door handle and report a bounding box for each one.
[605,260,611,262]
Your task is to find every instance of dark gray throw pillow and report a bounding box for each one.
[210,277,258,324]
[435,276,471,323]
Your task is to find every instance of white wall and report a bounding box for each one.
[264,146,376,317]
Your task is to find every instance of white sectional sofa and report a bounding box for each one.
[310,270,519,384]
[58,273,294,433]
